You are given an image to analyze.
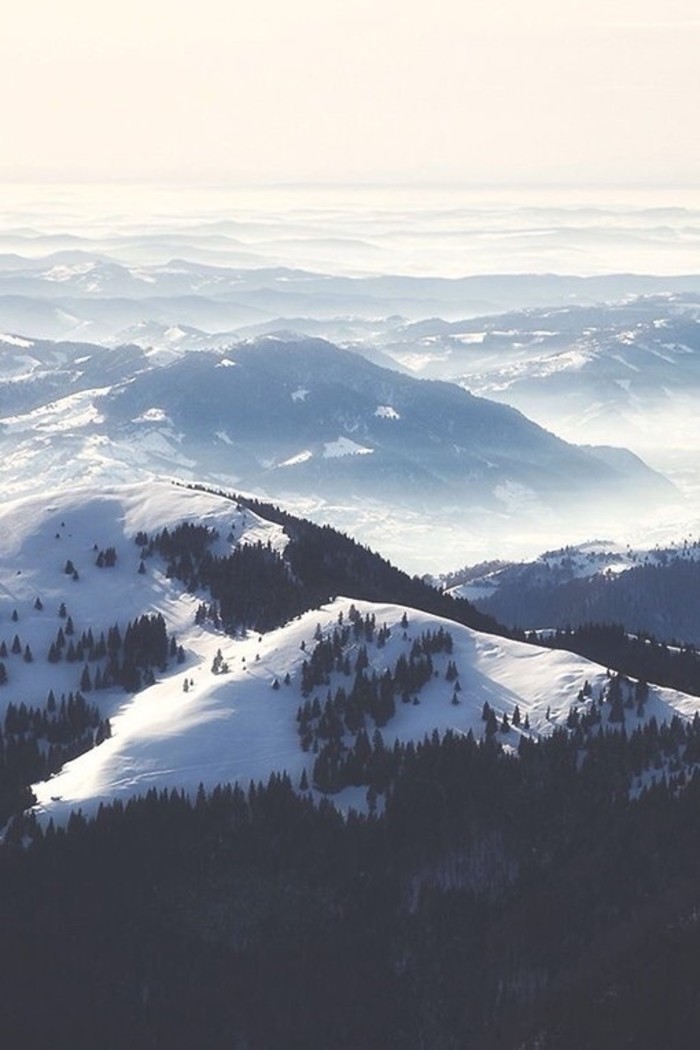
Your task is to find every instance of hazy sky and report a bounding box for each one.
[1,0,698,185]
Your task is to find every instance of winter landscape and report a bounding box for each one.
[3,1,700,1047]
[3,184,700,1050]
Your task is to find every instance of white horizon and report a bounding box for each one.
[2,0,699,187]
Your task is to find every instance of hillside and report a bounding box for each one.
[0,332,674,511]
[454,538,700,644]
[1,477,700,1050]
[0,480,697,828]
[365,296,700,498]
[1,330,685,575]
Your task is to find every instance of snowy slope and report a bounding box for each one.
[0,481,285,713]
[1,331,680,574]
[0,481,695,825]
[30,597,700,825]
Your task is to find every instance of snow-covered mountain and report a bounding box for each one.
[0,333,674,516]
[450,536,700,643]
[365,296,700,483]
[0,481,697,827]
[0,334,147,417]
[0,246,697,570]
[4,251,700,343]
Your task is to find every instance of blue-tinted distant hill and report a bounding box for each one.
[100,335,673,513]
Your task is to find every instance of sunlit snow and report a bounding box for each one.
[280,450,313,467]
[132,407,169,423]
[0,481,694,827]
[323,437,374,458]
[0,333,34,348]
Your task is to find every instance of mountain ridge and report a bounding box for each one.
[0,479,696,828]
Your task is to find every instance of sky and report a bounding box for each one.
[1,0,699,185]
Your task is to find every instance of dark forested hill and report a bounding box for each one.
[5,723,700,1049]
[471,551,700,647]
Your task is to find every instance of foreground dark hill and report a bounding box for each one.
[6,718,700,1050]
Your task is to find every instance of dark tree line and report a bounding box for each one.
[181,484,506,636]
[47,613,172,692]
[0,612,174,823]
[537,622,700,697]
[5,721,700,1048]
[150,523,316,633]
[0,690,110,825]
[296,615,458,786]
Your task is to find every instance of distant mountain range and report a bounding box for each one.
[3,252,700,343]
[0,256,695,573]
[0,334,673,527]
[355,295,700,461]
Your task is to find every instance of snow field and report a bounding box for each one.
[0,479,696,826]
